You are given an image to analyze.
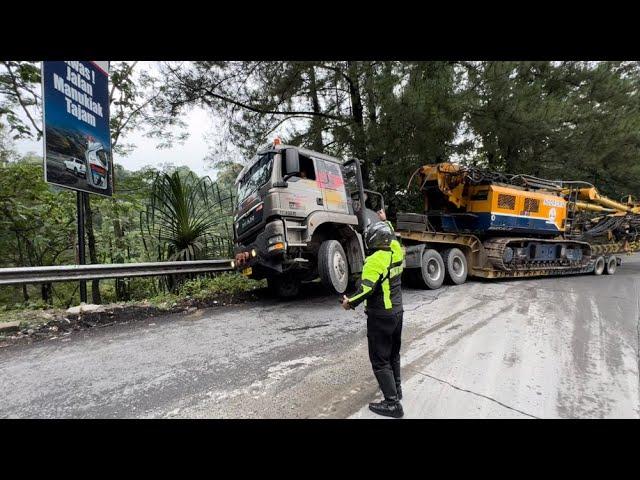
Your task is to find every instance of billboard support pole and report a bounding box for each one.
[77,191,87,303]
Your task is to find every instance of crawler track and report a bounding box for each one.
[482,237,592,274]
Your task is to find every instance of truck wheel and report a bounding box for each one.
[318,240,349,294]
[268,275,300,298]
[593,256,605,275]
[442,248,468,285]
[604,256,617,275]
[419,249,445,290]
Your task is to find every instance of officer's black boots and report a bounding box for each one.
[371,370,404,418]
[369,398,404,418]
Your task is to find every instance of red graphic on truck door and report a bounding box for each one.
[316,159,348,213]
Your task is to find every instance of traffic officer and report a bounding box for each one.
[341,217,405,418]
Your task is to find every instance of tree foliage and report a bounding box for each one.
[141,169,235,262]
[462,61,640,197]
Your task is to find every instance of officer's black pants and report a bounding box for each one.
[367,309,403,400]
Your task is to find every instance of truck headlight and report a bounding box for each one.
[268,235,284,245]
[268,242,285,252]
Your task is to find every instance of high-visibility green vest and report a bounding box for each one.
[347,234,404,313]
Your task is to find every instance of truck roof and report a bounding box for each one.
[276,144,346,165]
[236,144,349,185]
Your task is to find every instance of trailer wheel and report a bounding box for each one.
[268,275,300,298]
[318,240,349,294]
[419,249,445,290]
[593,256,606,276]
[605,256,617,275]
[442,248,468,285]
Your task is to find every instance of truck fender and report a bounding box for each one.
[404,244,426,269]
[303,211,359,243]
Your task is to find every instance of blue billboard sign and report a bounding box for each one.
[42,61,113,196]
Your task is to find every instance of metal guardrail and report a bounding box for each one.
[0,260,235,285]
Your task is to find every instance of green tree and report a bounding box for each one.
[1,61,190,304]
[0,155,76,304]
[0,61,42,139]
[141,168,235,264]
[462,61,640,198]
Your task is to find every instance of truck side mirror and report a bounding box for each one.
[283,148,300,179]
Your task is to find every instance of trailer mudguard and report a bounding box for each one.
[404,244,426,269]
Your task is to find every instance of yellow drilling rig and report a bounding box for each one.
[395,163,640,289]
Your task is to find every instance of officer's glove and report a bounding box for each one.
[341,295,353,310]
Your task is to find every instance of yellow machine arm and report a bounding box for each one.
[413,163,640,218]
[568,187,640,215]
[414,163,468,208]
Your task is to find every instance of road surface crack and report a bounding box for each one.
[404,289,447,312]
[281,323,330,332]
[407,367,540,419]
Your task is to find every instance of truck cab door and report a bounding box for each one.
[280,152,324,218]
[316,158,349,214]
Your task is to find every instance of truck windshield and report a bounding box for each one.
[237,152,274,204]
[341,161,359,196]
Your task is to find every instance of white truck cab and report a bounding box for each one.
[233,138,385,297]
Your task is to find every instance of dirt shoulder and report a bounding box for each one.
[0,290,263,349]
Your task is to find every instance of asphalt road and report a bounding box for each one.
[1,256,639,419]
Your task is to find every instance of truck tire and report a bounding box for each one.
[442,248,468,285]
[318,240,349,294]
[593,256,605,275]
[268,275,300,298]
[605,256,617,275]
[418,249,445,290]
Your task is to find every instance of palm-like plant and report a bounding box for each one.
[141,170,236,263]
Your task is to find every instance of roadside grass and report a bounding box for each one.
[0,307,65,330]
[179,273,266,300]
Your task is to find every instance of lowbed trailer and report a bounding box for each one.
[398,224,639,288]
[396,191,640,289]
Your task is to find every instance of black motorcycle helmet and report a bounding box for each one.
[364,221,394,252]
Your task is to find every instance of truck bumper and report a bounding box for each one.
[234,219,286,279]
